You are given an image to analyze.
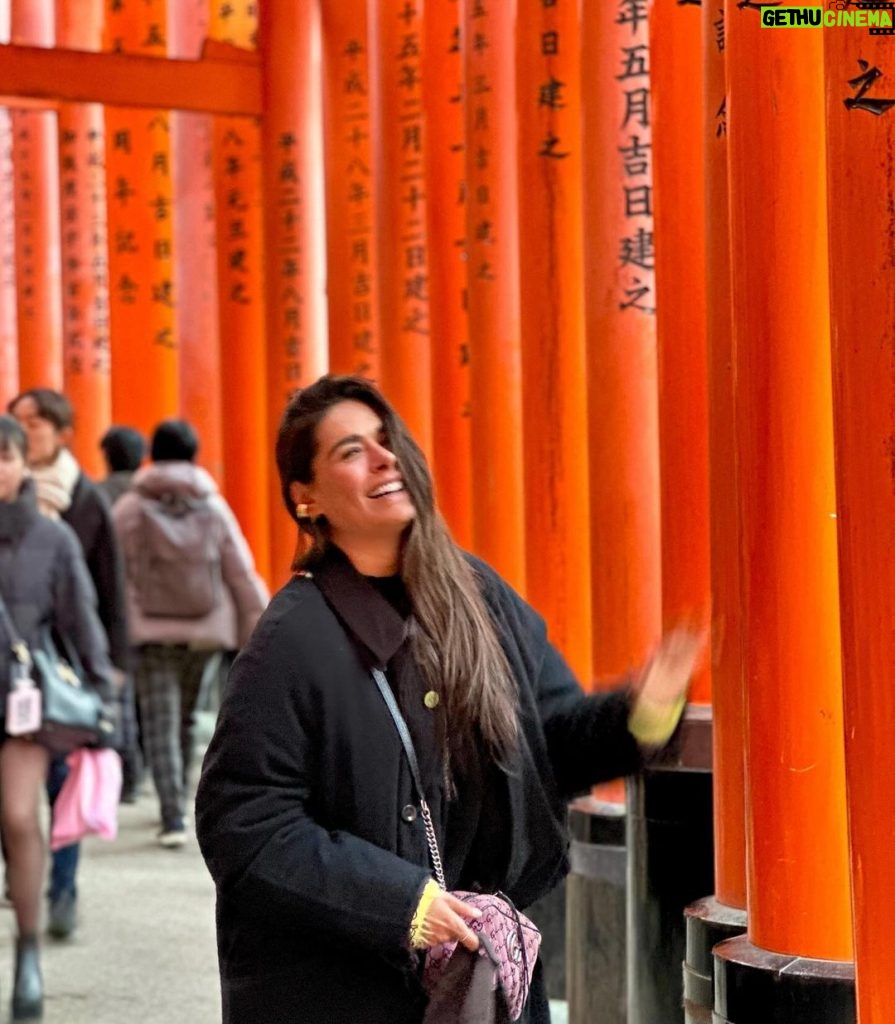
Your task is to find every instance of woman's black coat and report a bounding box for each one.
[0,481,114,704]
[195,550,641,1024]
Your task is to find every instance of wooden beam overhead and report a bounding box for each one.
[0,41,261,116]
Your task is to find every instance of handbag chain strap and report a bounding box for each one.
[371,667,446,890]
[0,589,31,666]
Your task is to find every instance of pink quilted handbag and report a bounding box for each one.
[423,891,541,1021]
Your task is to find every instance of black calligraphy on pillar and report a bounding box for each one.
[397,3,429,339]
[844,60,895,115]
[621,87,650,128]
[214,1,259,48]
[536,0,574,159]
[14,118,42,323]
[148,113,175,348]
[715,96,727,136]
[617,0,649,33]
[616,8,655,315]
[220,126,254,309]
[446,12,469,390]
[342,35,377,374]
[275,128,304,388]
[617,44,650,80]
[87,120,110,373]
[60,128,83,374]
[469,5,498,295]
[714,7,725,50]
[0,112,15,332]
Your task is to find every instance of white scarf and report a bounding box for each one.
[30,447,81,519]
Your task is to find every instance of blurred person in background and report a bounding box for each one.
[0,415,114,1019]
[113,419,268,849]
[8,388,128,941]
[97,425,145,507]
[97,425,148,804]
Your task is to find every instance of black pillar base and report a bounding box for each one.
[627,706,715,1024]
[683,896,747,1024]
[713,934,855,1024]
[566,796,627,1024]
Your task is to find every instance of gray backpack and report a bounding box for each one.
[134,493,224,619]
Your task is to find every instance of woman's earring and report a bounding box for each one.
[295,503,312,520]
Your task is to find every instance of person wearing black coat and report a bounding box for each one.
[0,415,114,1020]
[8,387,130,939]
[195,375,702,1024]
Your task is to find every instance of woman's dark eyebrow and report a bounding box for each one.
[326,434,363,459]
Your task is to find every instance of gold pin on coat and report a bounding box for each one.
[423,690,440,709]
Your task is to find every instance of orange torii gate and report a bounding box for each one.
[0,11,307,589]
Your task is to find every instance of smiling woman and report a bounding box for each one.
[288,398,417,575]
[195,374,703,1024]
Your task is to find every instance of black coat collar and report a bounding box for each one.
[306,546,407,669]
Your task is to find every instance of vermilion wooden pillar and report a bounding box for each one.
[170,1,223,483]
[422,0,471,547]
[0,0,11,407]
[56,0,110,478]
[516,0,591,682]
[702,0,746,914]
[11,0,62,392]
[368,0,433,457]
[259,0,327,586]
[320,0,380,380]
[575,7,663,1021]
[0,102,18,406]
[463,0,526,594]
[210,1,271,585]
[581,1,660,682]
[681,8,748,1020]
[714,9,853,1022]
[824,29,895,1024]
[649,0,710,703]
[0,0,16,405]
[103,0,178,434]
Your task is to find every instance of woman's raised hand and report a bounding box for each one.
[420,892,482,951]
[635,626,707,709]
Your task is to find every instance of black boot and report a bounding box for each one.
[12,935,42,1021]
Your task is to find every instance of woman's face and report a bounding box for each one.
[10,397,63,468]
[298,399,416,547]
[0,443,27,503]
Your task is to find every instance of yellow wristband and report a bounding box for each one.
[628,694,687,747]
[409,879,442,949]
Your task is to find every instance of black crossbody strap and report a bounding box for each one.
[371,667,425,797]
[371,667,446,889]
[0,589,29,664]
[0,589,19,641]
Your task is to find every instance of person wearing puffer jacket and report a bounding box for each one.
[0,415,114,1021]
[112,419,269,849]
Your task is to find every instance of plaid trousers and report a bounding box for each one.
[133,644,219,831]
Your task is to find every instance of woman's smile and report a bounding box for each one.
[303,399,416,543]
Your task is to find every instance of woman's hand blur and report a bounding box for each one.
[634,627,707,709]
[419,892,482,951]
[627,627,706,747]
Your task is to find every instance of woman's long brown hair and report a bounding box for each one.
[276,375,518,766]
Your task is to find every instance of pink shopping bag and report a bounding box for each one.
[50,748,122,852]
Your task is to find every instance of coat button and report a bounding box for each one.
[423,690,440,709]
[401,804,418,823]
